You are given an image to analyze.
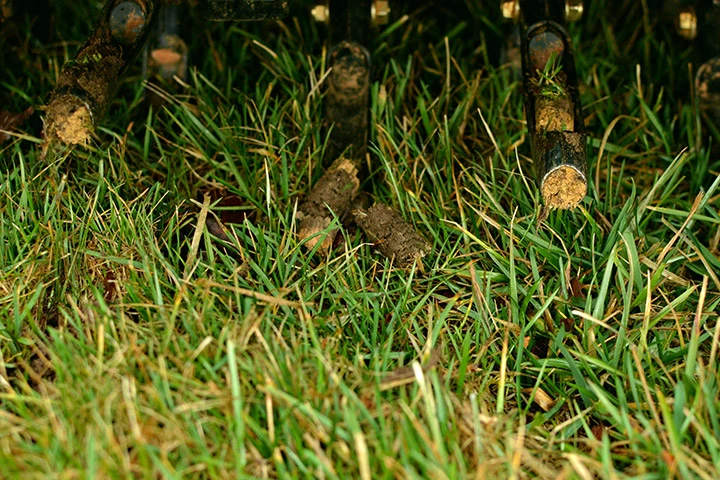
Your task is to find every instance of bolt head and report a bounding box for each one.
[677,8,697,40]
[501,0,520,21]
[565,0,584,22]
[372,0,390,25]
[311,4,328,23]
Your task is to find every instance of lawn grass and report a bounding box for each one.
[1,0,719,477]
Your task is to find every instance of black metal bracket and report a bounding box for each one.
[203,0,289,21]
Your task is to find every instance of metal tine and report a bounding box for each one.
[519,0,587,210]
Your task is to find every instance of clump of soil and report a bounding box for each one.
[298,157,361,252]
[354,203,429,268]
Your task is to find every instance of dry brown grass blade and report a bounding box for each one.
[196,279,301,308]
